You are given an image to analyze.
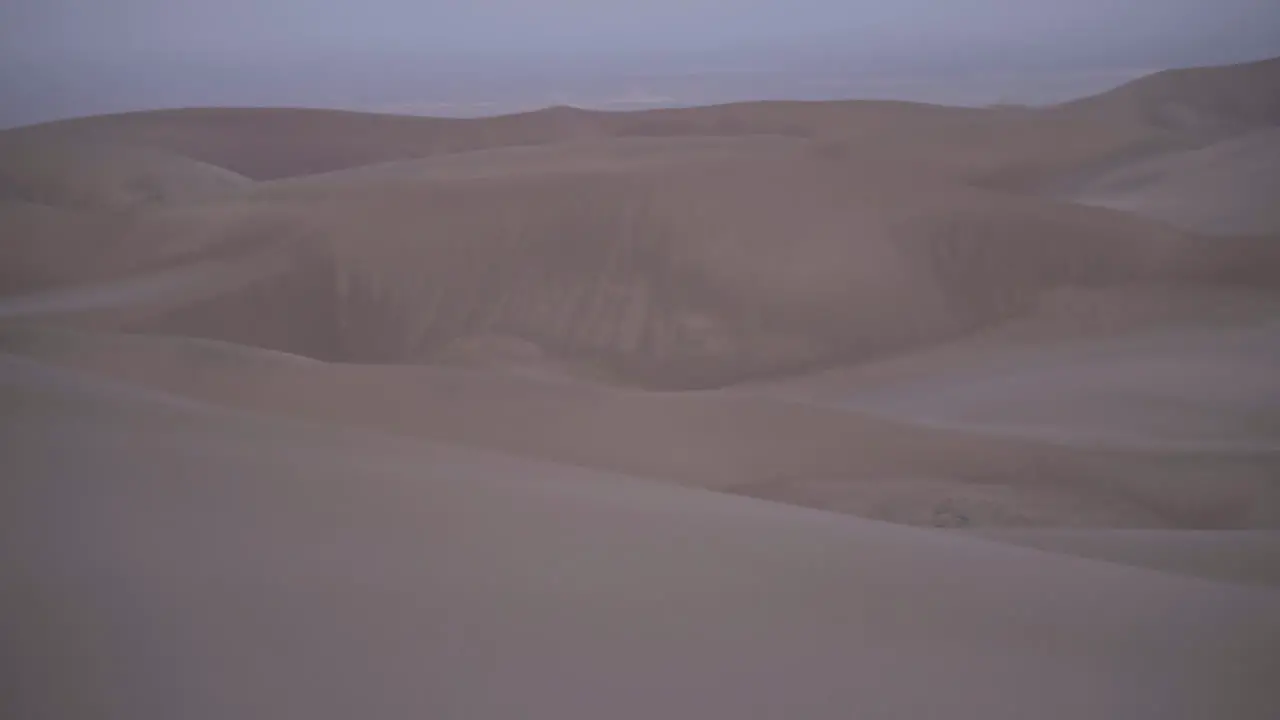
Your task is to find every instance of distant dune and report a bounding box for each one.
[257,134,807,189]
[0,102,968,179]
[1055,56,1280,133]
[3,55,1279,719]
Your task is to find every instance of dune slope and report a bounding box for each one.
[970,529,1280,587]
[0,139,249,208]
[12,146,1272,388]
[3,54,1280,718]
[4,353,1279,720]
[1067,127,1280,234]
[6,324,1278,530]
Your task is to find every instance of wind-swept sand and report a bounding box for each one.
[256,134,808,192]
[3,354,1279,720]
[3,54,1280,717]
[1054,55,1280,133]
[968,529,1280,587]
[1067,127,1280,234]
[762,317,1280,452]
[8,144,1278,386]
[0,138,250,208]
[5,323,1278,529]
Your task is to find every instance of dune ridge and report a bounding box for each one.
[0,138,250,208]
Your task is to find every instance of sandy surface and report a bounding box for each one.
[968,529,1280,587]
[1068,127,1280,234]
[762,319,1280,452]
[3,55,1280,717]
[0,138,250,208]
[4,354,1279,719]
[4,322,1278,530]
[8,146,1274,386]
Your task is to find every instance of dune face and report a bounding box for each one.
[1057,56,1280,134]
[0,139,250,208]
[3,55,1280,718]
[2,148,1263,388]
[4,59,1277,387]
[1065,127,1280,234]
[5,355,1279,720]
[5,323,1279,531]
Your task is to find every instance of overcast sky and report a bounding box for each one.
[3,1,1278,125]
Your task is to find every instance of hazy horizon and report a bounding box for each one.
[4,1,1280,127]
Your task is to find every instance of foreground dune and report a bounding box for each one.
[969,529,1280,587]
[4,353,1278,719]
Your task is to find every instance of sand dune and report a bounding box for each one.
[11,146,1273,387]
[1057,56,1280,133]
[765,319,1280,452]
[4,353,1279,720]
[0,57,1271,219]
[750,286,1280,389]
[970,529,1280,587]
[8,57,1277,387]
[0,101,971,180]
[5,56,1272,187]
[258,134,807,192]
[122,173,1280,385]
[743,288,1280,523]
[0,200,296,329]
[3,55,1280,717]
[6,324,1278,529]
[3,58,1276,520]
[0,98,1173,195]
[1067,127,1280,234]
[0,139,249,208]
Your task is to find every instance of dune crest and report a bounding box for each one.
[0,139,249,208]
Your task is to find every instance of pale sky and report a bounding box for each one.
[5,0,1278,56]
[3,1,1278,125]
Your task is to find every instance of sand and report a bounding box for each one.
[968,529,1280,587]
[3,54,1279,718]
[4,323,1278,530]
[0,138,250,208]
[4,353,1279,720]
[1067,127,1280,234]
[8,146,1277,386]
